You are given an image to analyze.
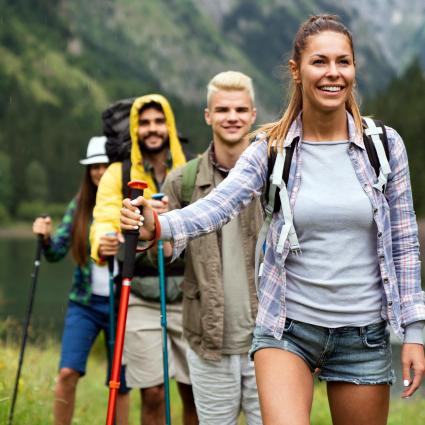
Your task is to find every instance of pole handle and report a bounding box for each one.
[105,231,117,275]
[122,180,148,279]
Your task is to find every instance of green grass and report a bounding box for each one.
[1,339,425,424]
[0,338,185,424]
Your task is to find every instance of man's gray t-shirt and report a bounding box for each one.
[221,216,254,354]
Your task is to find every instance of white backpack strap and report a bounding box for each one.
[254,147,301,293]
[363,117,391,192]
[272,151,285,185]
[254,211,272,293]
[254,150,283,293]
[276,179,300,255]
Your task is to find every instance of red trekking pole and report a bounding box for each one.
[105,180,148,425]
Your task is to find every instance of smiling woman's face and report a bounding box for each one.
[291,30,355,115]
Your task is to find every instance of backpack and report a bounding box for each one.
[254,117,391,290]
[102,98,135,163]
[180,157,201,207]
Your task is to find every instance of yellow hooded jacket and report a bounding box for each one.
[90,94,187,263]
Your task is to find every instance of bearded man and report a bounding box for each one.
[91,95,198,425]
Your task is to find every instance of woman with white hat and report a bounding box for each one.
[32,136,130,425]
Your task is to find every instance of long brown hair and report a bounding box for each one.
[256,14,363,153]
[71,167,97,266]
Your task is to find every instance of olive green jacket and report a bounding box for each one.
[163,147,263,360]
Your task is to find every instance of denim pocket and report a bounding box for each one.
[361,323,388,349]
[283,318,295,333]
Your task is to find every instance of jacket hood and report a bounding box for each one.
[129,94,186,181]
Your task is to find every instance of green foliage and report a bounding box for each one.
[221,0,394,93]
[0,151,12,212]
[0,203,10,224]
[364,59,425,215]
[26,161,48,202]
[16,201,67,221]
[0,340,185,424]
[1,0,424,220]
[1,340,425,424]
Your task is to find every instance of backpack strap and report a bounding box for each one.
[181,157,201,207]
[264,138,299,213]
[362,118,391,193]
[254,138,300,293]
[121,158,131,199]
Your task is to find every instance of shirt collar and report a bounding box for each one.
[209,142,231,176]
[282,111,365,149]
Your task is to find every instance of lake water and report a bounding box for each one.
[0,237,73,341]
[0,237,424,398]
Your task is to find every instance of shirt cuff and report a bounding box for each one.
[403,321,425,344]
[159,215,173,240]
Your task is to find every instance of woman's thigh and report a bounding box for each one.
[254,348,314,425]
[327,382,390,425]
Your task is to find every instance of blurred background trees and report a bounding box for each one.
[0,0,424,217]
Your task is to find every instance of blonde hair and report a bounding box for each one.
[207,71,255,106]
[256,15,363,153]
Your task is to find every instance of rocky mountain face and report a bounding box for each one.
[349,0,425,70]
[56,0,425,110]
[197,0,425,72]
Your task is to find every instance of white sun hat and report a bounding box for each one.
[79,136,110,165]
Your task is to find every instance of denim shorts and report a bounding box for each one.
[249,319,395,385]
[60,296,130,393]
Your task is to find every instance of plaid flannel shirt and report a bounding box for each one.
[163,113,425,340]
[43,198,93,305]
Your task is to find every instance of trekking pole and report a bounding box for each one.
[8,220,46,425]
[106,233,117,367]
[158,239,172,424]
[105,180,148,425]
[152,193,171,424]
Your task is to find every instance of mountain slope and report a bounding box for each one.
[0,0,424,208]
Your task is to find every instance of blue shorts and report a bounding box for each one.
[60,296,130,394]
[249,319,395,385]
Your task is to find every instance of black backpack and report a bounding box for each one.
[102,98,135,163]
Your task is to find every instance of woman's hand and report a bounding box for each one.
[121,196,156,241]
[98,233,122,257]
[401,343,425,398]
[32,216,52,242]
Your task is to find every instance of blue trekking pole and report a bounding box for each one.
[152,193,171,425]
[107,237,118,425]
[107,256,115,362]
[106,251,116,425]
[106,232,117,367]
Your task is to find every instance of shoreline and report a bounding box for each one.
[0,222,33,239]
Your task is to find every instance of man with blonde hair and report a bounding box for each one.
[161,71,263,424]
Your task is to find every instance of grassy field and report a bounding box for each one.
[1,339,425,424]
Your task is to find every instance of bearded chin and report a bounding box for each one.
[138,138,169,154]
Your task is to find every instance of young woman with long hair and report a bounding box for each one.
[32,136,130,425]
[121,15,425,425]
